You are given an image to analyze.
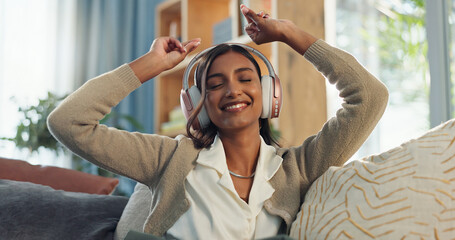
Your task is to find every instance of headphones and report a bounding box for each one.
[180,43,282,130]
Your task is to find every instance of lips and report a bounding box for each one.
[221,102,250,112]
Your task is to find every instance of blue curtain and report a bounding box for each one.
[73,0,164,195]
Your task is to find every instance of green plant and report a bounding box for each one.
[0,92,67,154]
[1,92,144,154]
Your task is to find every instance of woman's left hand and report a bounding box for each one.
[240,4,291,45]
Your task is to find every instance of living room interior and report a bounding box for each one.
[1,0,455,239]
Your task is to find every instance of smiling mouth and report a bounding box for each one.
[223,103,249,112]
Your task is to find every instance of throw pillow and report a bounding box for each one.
[290,119,455,239]
[114,182,152,240]
[0,157,119,194]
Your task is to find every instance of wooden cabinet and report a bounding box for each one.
[154,0,327,147]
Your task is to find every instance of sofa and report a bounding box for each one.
[3,118,455,240]
[0,157,129,240]
[116,119,455,239]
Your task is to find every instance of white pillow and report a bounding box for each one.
[114,182,151,240]
[290,119,455,239]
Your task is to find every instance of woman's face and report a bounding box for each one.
[204,51,262,132]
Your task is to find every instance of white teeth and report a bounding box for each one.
[225,103,246,110]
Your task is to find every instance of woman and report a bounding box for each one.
[48,5,388,239]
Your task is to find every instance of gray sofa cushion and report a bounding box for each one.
[0,179,128,240]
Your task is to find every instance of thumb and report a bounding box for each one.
[240,4,259,24]
[183,38,201,53]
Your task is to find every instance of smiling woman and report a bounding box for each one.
[46,3,389,239]
[185,44,280,150]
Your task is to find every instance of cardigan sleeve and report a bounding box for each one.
[295,40,389,183]
[47,64,180,185]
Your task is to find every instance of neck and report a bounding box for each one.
[218,125,261,177]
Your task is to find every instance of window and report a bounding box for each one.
[0,0,75,167]
[326,0,431,159]
[450,0,455,115]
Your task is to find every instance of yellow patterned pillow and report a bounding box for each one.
[290,119,455,239]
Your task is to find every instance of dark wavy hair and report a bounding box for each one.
[186,44,280,149]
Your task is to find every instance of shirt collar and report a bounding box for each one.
[257,137,283,181]
[196,135,283,181]
[196,135,227,175]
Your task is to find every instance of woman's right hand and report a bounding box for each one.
[150,37,201,71]
[129,37,201,83]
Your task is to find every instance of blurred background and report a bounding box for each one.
[0,0,454,196]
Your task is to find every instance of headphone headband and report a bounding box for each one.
[182,43,276,90]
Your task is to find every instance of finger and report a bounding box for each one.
[171,40,201,64]
[240,5,252,24]
[240,4,259,24]
[182,38,201,52]
[167,43,180,53]
[182,38,201,47]
[257,11,271,19]
[168,37,185,53]
[245,23,259,33]
[245,28,257,36]
[185,41,201,53]
[169,37,183,49]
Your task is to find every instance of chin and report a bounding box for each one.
[217,119,259,131]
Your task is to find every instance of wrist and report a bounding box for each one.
[281,22,318,55]
[280,21,296,44]
[129,52,166,83]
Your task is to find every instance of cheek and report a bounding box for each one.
[253,83,263,106]
[204,94,218,115]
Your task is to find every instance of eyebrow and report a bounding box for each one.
[207,67,254,80]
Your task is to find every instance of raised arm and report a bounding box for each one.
[47,37,200,184]
[241,5,389,183]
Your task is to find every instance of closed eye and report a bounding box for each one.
[240,79,251,82]
[207,83,223,90]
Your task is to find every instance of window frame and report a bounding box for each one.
[426,0,452,127]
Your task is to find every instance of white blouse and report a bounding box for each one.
[165,136,283,240]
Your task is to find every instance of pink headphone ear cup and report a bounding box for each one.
[261,75,273,119]
[180,89,193,122]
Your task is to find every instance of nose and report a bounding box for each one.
[225,80,242,98]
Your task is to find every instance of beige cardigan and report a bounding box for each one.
[48,40,388,236]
